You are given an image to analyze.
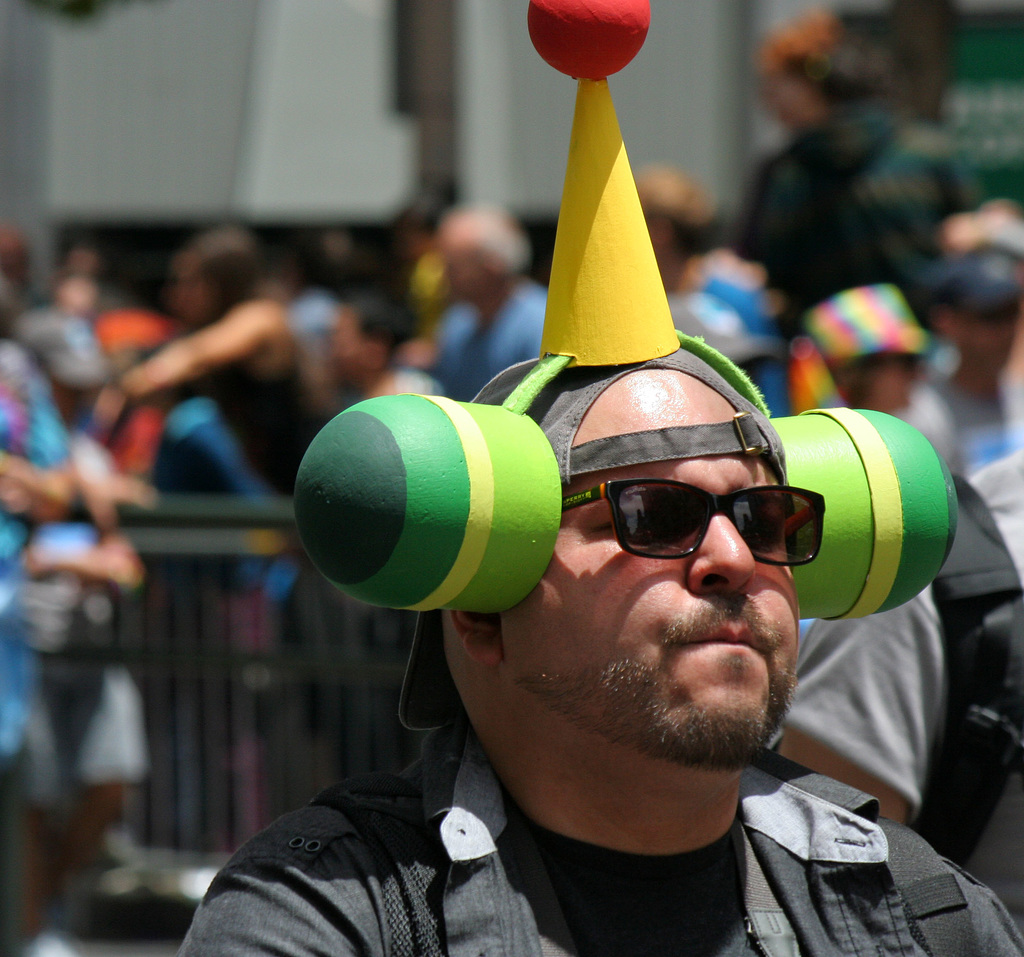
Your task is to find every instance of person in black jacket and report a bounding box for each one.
[735,8,977,336]
[179,2,1021,952]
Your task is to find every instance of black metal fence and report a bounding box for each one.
[68,495,424,857]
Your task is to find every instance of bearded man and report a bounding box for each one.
[179,346,1024,955]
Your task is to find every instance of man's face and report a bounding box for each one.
[499,370,800,771]
[834,352,920,414]
[164,251,215,328]
[930,299,1020,377]
[963,301,1019,357]
[759,72,830,132]
[438,216,495,305]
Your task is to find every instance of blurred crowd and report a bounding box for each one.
[3,6,1024,955]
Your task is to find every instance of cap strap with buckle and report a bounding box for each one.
[568,416,770,479]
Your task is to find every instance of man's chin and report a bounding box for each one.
[517,656,796,771]
[632,702,777,771]
[639,668,797,770]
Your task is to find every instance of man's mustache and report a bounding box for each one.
[660,595,787,657]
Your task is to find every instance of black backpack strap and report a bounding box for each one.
[879,819,974,957]
[917,474,1024,864]
[756,748,879,816]
[311,771,448,957]
[730,820,801,957]
[501,805,581,957]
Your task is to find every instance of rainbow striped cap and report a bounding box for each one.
[804,284,929,366]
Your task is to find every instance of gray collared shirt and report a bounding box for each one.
[179,713,1024,956]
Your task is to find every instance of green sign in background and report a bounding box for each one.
[952,22,1024,203]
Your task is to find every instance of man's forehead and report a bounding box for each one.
[573,369,736,447]
[472,347,786,486]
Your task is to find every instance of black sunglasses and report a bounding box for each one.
[561,479,825,566]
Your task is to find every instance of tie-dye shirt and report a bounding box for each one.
[0,341,69,560]
[0,340,68,764]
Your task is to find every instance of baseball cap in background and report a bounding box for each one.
[926,253,1022,313]
[14,308,111,390]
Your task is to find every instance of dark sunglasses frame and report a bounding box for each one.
[561,479,826,566]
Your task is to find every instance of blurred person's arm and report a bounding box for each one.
[0,454,75,523]
[939,211,988,255]
[781,591,945,825]
[23,528,144,590]
[120,298,295,400]
[75,463,157,535]
[940,203,1024,258]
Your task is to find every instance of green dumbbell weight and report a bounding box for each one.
[294,393,562,612]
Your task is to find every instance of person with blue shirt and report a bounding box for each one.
[431,205,546,402]
[0,340,72,957]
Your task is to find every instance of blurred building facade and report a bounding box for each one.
[1,0,1024,282]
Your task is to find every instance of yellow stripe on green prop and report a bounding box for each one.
[821,408,905,618]
[411,397,496,611]
[448,404,562,611]
[774,412,874,620]
[858,410,956,611]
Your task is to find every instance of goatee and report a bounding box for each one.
[516,596,796,771]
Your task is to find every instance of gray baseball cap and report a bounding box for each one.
[15,308,111,390]
[399,342,786,730]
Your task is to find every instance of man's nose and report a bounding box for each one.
[684,512,756,595]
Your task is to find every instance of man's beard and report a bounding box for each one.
[516,596,796,771]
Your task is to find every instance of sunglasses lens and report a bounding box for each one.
[611,482,821,564]
[614,484,709,557]
[733,489,819,564]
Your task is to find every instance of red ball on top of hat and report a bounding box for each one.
[528,0,651,80]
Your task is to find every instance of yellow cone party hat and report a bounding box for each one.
[529,0,680,365]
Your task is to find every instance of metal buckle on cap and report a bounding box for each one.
[732,412,766,456]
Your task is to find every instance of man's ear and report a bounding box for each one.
[448,609,504,668]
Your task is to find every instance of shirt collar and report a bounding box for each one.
[740,763,888,864]
[422,712,507,862]
[420,713,889,866]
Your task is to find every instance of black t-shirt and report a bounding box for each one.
[528,821,760,956]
